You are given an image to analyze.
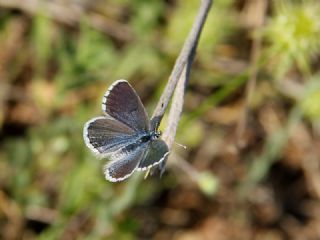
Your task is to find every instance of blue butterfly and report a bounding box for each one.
[83,80,169,182]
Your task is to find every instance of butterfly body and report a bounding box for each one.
[138,131,160,143]
[83,80,169,182]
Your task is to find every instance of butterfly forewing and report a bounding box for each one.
[102,80,150,132]
[83,116,139,156]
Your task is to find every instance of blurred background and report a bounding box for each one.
[0,0,320,239]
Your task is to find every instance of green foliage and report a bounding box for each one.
[32,14,54,75]
[130,0,165,39]
[166,0,235,59]
[177,117,204,147]
[55,22,118,91]
[300,75,320,120]
[264,0,320,78]
[196,171,219,196]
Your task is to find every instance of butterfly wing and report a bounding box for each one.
[83,116,140,157]
[137,139,169,171]
[102,80,150,132]
[104,142,148,182]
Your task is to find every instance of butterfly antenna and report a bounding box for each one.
[175,142,187,149]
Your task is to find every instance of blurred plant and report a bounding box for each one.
[31,14,55,76]
[166,0,235,60]
[264,0,320,78]
[239,74,320,196]
[173,153,219,196]
[55,22,118,91]
[181,72,248,129]
[111,43,165,82]
[196,171,219,196]
[130,0,164,39]
[239,106,302,197]
[300,75,320,120]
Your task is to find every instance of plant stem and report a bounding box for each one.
[151,0,213,132]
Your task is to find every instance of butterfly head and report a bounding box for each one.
[152,130,161,140]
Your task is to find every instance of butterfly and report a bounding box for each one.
[83,80,169,182]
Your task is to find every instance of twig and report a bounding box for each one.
[170,152,200,182]
[148,0,212,175]
[151,0,212,132]
[236,35,261,147]
[162,54,192,149]
[236,0,267,147]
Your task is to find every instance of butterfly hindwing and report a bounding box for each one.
[137,139,169,171]
[104,143,148,182]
